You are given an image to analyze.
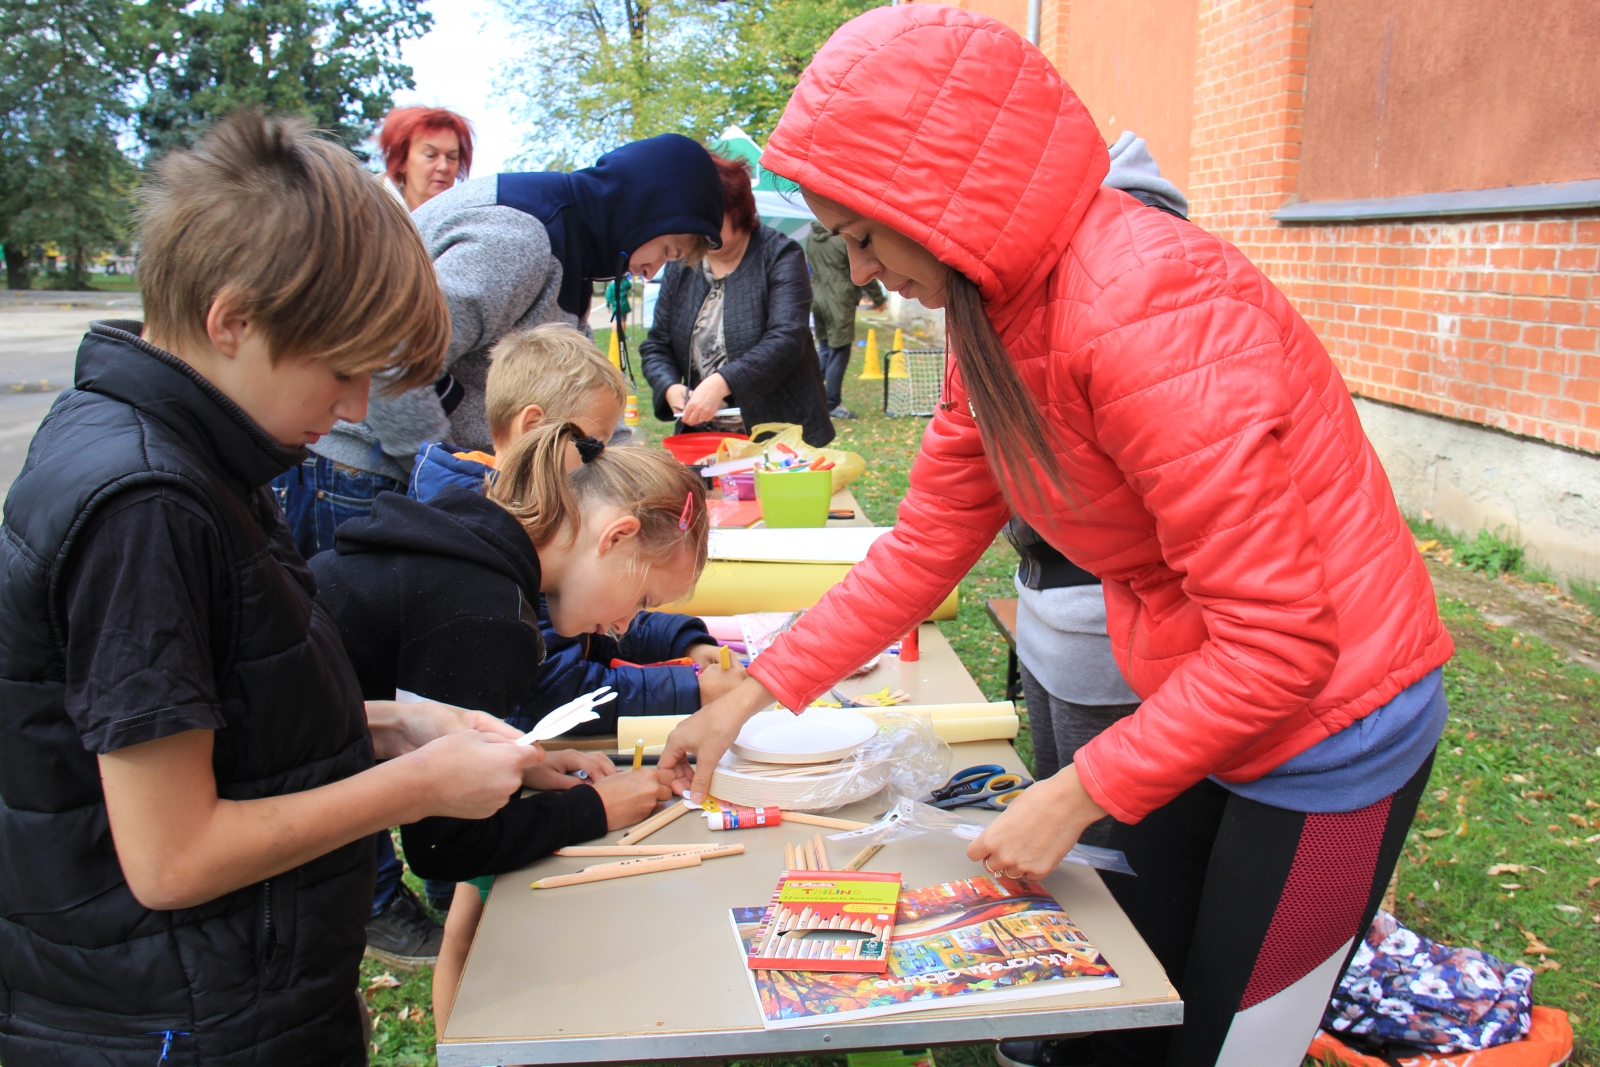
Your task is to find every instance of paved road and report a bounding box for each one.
[0,290,142,496]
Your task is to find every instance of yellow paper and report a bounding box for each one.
[665,560,958,620]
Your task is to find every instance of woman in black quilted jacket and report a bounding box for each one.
[640,154,835,448]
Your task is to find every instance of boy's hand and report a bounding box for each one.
[687,643,723,669]
[697,661,748,704]
[523,749,617,791]
[593,768,674,831]
[366,699,530,760]
[406,730,547,820]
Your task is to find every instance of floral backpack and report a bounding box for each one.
[1312,911,1571,1067]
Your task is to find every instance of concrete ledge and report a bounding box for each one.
[1353,395,1600,581]
[1275,179,1600,223]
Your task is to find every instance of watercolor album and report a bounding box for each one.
[731,875,1120,1029]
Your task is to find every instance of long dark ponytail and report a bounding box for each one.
[942,268,1069,512]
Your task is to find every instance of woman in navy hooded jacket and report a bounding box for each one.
[271,134,726,557]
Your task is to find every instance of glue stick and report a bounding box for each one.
[900,625,921,662]
[706,806,782,830]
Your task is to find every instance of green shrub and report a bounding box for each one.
[1455,526,1524,576]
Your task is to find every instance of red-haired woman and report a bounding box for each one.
[661,7,1452,1067]
[640,154,834,447]
[379,106,474,211]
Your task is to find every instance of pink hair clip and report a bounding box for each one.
[678,492,695,531]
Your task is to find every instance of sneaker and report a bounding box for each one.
[994,1038,1096,1067]
[829,405,858,420]
[365,884,444,972]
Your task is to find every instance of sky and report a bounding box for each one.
[387,0,527,175]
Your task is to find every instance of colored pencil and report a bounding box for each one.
[616,802,689,845]
[844,844,883,870]
[812,834,831,870]
[632,738,645,770]
[530,852,700,889]
[719,644,733,670]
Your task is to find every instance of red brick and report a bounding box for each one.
[1527,373,1562,395]
[1560,328,1598,352]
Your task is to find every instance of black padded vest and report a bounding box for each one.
[0,324,374,1065]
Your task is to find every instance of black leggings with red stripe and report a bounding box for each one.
[1086,753,1433,1067]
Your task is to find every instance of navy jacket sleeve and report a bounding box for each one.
[400,785,608,881]
[518,634,702,729]
[617,610,714,662]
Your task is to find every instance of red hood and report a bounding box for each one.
[762,4,1108,309]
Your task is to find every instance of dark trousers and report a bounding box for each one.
[817,341,851,409]
[1085,756,1431,1067]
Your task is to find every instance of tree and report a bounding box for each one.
[496,0,883,167]
[0,0,137,289]
[128,0,435,157]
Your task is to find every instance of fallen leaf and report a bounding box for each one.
[1456,821,1470,836]
[1588,876,1600,888]
[1487,864,1528,875]
[1515,813,1534,825]
[1415,539,1438,552]
[1570,813,1591,828]
[1525,790,1556,800]
[1512,774,1530,784]
[1501,883,1527,890]
[364,973,402,996]
[1557,904,1581,916]
[1536,959,1562,973]
[1422,828,1448,839]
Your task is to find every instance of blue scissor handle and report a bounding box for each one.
[938,772,1034,809]
[921,764,1008,806]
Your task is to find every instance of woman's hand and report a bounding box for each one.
[523,748,617,791]
[366,699,531,760]
[680,373,730,426]
[965,765,1110,880]
[593,768,675,830]
[658,674,775,801]
[665,383,690,415]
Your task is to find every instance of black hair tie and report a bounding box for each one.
[573,434,605,464]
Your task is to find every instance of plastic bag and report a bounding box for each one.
[715,422,866,494]
[747,711,951,812]
[825,794,1137,876]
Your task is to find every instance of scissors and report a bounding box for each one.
[921,765,1034,809]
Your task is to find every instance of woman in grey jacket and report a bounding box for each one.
[641,155,834,448]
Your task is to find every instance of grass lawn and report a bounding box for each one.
[365,315,1598,1067]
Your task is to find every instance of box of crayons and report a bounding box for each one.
[747,870,900,973]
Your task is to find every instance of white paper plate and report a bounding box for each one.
[730,708,878,764]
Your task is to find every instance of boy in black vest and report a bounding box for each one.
[0,112,546,1066]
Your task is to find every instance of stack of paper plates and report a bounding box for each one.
[714,708,886,810]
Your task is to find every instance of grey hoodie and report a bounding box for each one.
[309,176,579,473]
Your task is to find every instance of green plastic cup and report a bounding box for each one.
[756,468,832,528]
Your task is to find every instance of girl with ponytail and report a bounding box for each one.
[660,8,1453,1067]
[309,420,713,1017]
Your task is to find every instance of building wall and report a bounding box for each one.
[1298,0,1600,201]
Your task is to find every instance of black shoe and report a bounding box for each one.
[365,884,444,972]
[995,1038,1096,1067]
[829,405,858,420]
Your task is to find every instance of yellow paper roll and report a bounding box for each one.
[664,560,958,620]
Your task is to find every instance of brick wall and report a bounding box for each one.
[1183,0,1600,456]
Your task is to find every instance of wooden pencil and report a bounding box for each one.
[616,802,689,845]
[784,842,796,869]
[555,843,724,857]
[781,811,869,831]
[579,844,743,872]
[844,844,883,870]
[531,852,700,888]
[812,834,831,870]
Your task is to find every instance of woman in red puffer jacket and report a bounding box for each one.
[661,7,1453,1067]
